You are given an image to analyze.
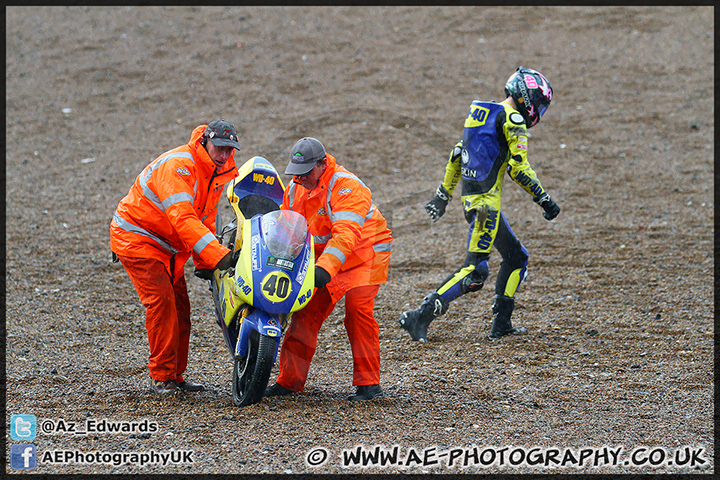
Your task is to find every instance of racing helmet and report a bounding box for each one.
[504,67,553,128]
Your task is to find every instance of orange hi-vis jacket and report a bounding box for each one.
[110,125,238,277]
[282,154,393,301]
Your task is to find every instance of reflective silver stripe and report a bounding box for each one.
[162,191,194,210]
[313,233,332,245]
[113,212,178,254]
[323,246,346,264]
[327,171,375,225]
[373,241,393,253]
[330,210,365,225]
[287,182,297,209]
[193,231,217,255]
[139,152,195,211]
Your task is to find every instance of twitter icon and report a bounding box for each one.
[10,414,37,440]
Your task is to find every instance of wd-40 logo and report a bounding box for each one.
[296,289,313,305]
[235,274,252,296]
[253,173,276,185]
[476,209,499,250]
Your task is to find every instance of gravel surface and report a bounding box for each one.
[5,6,714,475]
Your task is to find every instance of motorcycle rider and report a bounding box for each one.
[264,137,393,401]
[398,67,560,342]
[110,120,239,395]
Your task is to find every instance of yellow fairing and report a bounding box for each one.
[233,219,255,305]
[214,268,245,327]
[290,235,315,313]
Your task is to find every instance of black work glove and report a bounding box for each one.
[193,268,214,280]
[424,185,451,222]
[215,251,235,271]
[315,266,331,289]
[534,193,561,221]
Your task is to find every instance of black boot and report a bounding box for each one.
[398,292,449,342]
[489,295,527,339]
[347,384,384,401]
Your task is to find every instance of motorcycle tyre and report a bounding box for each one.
[232,330,277,407]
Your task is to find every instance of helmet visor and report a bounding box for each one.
[537,102,549,120]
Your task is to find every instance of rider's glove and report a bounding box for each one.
[424,185,451,222]
[534,193,561,221]
[315,266,331,289]
[215,251,234,271]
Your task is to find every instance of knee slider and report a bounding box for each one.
[461,260,489,294]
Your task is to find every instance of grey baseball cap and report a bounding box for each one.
[284,137,326,175]
[204,120,241,150]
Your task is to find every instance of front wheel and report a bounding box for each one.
[232,330,278,407]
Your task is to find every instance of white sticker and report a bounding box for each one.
[510,112,525,125]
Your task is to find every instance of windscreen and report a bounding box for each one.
[260,210,308,261]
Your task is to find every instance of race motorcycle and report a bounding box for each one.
[201,156,315,406]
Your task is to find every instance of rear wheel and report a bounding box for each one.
[232,330,278,407]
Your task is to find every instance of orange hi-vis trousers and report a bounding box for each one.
[276,285,381,392]
[118,255,191,383]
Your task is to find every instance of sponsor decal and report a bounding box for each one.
[338,187,352,195]
[296,248,310,286]
[267,256,295,271]
[510,112,525,125]
[297,289,312,305]
[176,167,191,176]
[253,173,276,185]
[465,104,490,128]
[318,208,327,216]
[251,235,261,270]
[462,167,477,178]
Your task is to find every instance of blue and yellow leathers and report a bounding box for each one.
[434,100,549,305]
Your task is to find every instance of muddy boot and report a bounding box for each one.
[489,295,527,339]
[398,292,449,342]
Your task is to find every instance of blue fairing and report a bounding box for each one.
[248,214,312,313]
[235,309,282,361]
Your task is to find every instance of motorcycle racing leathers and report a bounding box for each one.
[434,100,550,305]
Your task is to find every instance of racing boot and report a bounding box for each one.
[398,292,449,342]
[489,294,527,339]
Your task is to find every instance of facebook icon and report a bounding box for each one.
[10,444,37,470]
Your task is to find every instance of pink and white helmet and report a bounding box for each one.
[504,66,553,128]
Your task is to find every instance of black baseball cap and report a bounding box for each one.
[204,120,241,150]
[285,137,326,175]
